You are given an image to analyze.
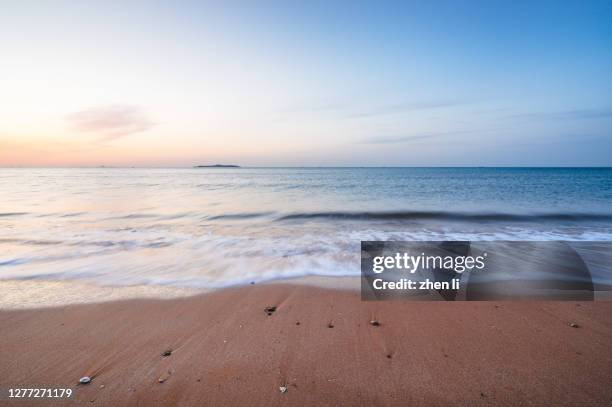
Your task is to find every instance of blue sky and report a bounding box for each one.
[0,0,610,166]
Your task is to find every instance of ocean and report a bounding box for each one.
[1,167,611,289]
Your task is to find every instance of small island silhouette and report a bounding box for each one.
[194,164,240,168]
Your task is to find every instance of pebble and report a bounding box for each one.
[161,349,172,357]
[158,370,172,383]
[569,322,580,328]
[265,306,277,316]
[79,376,92,385]
[279,386,288,394]
[370,320,380,326]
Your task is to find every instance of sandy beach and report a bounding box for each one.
[2,283,612,406]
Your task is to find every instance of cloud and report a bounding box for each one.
[362,130,473,144]
[555,109,612,119]
[346,100,467,119]
[66,105,155,140]
[506,108,612,121]
[280,98,470,119]
[281,100,347,114]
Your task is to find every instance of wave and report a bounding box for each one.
[6,210,612,224]
[206,212,275,220]
[276,211,612,222]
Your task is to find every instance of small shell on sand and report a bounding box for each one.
[279,386,288,394]
[158,370,172,383]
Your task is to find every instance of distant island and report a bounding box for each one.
[194,164,240,168]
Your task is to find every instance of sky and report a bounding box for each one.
[0,0,611,167]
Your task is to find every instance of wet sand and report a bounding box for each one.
[1,283,612,406]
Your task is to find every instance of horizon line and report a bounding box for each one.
[1,165,612,169]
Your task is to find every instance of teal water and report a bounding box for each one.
[1,167,611,288]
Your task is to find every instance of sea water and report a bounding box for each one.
[1,167,611,289]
